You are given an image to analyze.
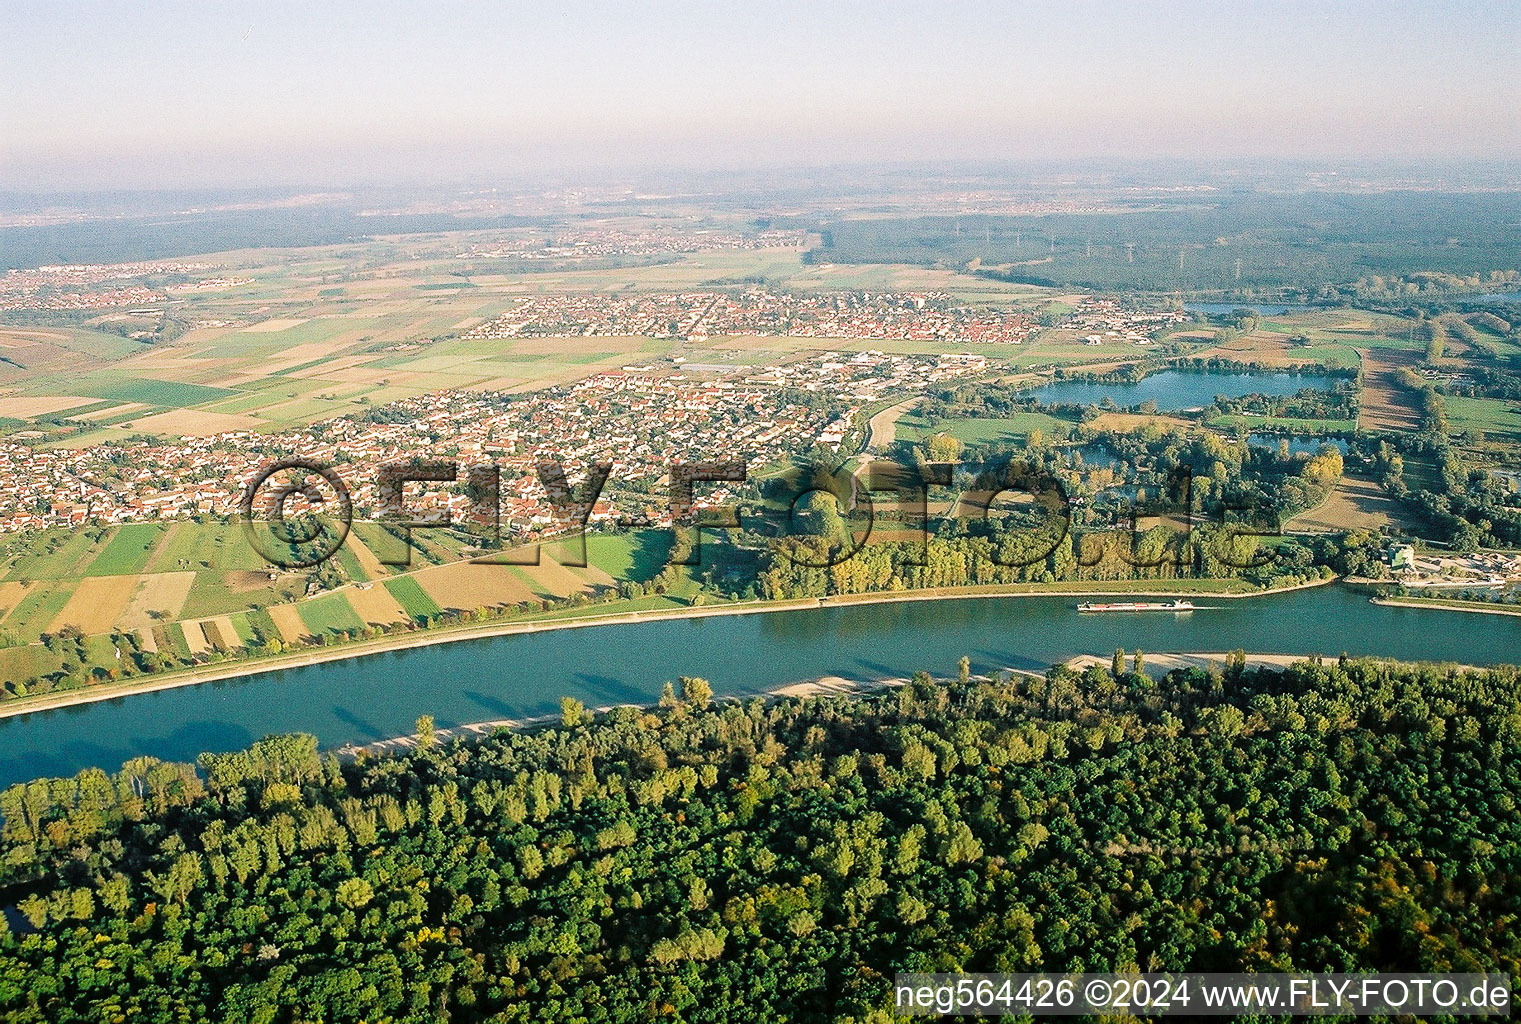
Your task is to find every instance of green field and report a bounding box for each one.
[180,572,294,621]
[84,523,166,576]
[1444,395,1521,440]
[350,522,411,566]
[382,576,442,619]
[3,530,105,582]
[160,623,194,661]
[332,544,371,584]
[146,523,270,574]
[63,374,239,407]
[898,411,1070,445]
[82,634,120,666]
[581,531,674,582]
[0,645,67,690]
[3,584,74,637]
[244,608,281,646]
[297,593,366,637]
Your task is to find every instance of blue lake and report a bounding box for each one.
[1247,434,1349,456]
[1025,370,1335,411]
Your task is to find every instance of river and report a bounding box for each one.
[0,586,1517,788]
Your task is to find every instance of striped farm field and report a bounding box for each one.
[382,576,442,620]
[507,559,595,601]
[225,612,258,645]
[344,531,393,580]
[413,561,538,612]
[539,541,618,590]
[0,582,32,623]
[204,616,241,650]
[346,583,408,626]
[47,574,140,634]
[266,604,309,645]
[157,623,194,662]
[349,522,412,567]
[181,620,211,656]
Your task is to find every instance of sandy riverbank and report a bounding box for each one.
[0,575,1335,722]
[1065,651,1309,674]
[343,674,907,759]
[345,650,1357,760]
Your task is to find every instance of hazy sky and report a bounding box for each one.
[3,1,1519,189]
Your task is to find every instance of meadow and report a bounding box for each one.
[1445,395,1521,441]
[898,410,1070,445]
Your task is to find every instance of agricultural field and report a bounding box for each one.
[1207,413,1359,433]
[581,531,675,581]
[1444,395,1521,441]
[381,576,442,620]
[86,523,167,576]
[0,512,690,691]
[1357,345,1425,433]
[1203,310,1415,369]
[1287,473,1416,534]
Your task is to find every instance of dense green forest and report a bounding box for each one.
[0,208,543,271]
[809,192,1521,292]
[0,657,1517,1022]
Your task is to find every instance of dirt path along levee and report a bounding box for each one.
[864,397,923,452]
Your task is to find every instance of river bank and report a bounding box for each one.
[0,575,1334,722]
[341,674,905,760]
[1371,595,1521,618]
[342,647,1380,762]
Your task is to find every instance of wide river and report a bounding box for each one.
[1,586,1517,788]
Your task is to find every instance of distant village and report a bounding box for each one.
[454,227,807,261]
[462,289,1043,344]
[1069,297,1190,345]
[0,261,214,313]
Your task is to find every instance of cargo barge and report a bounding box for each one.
[1077,599,1196,613]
